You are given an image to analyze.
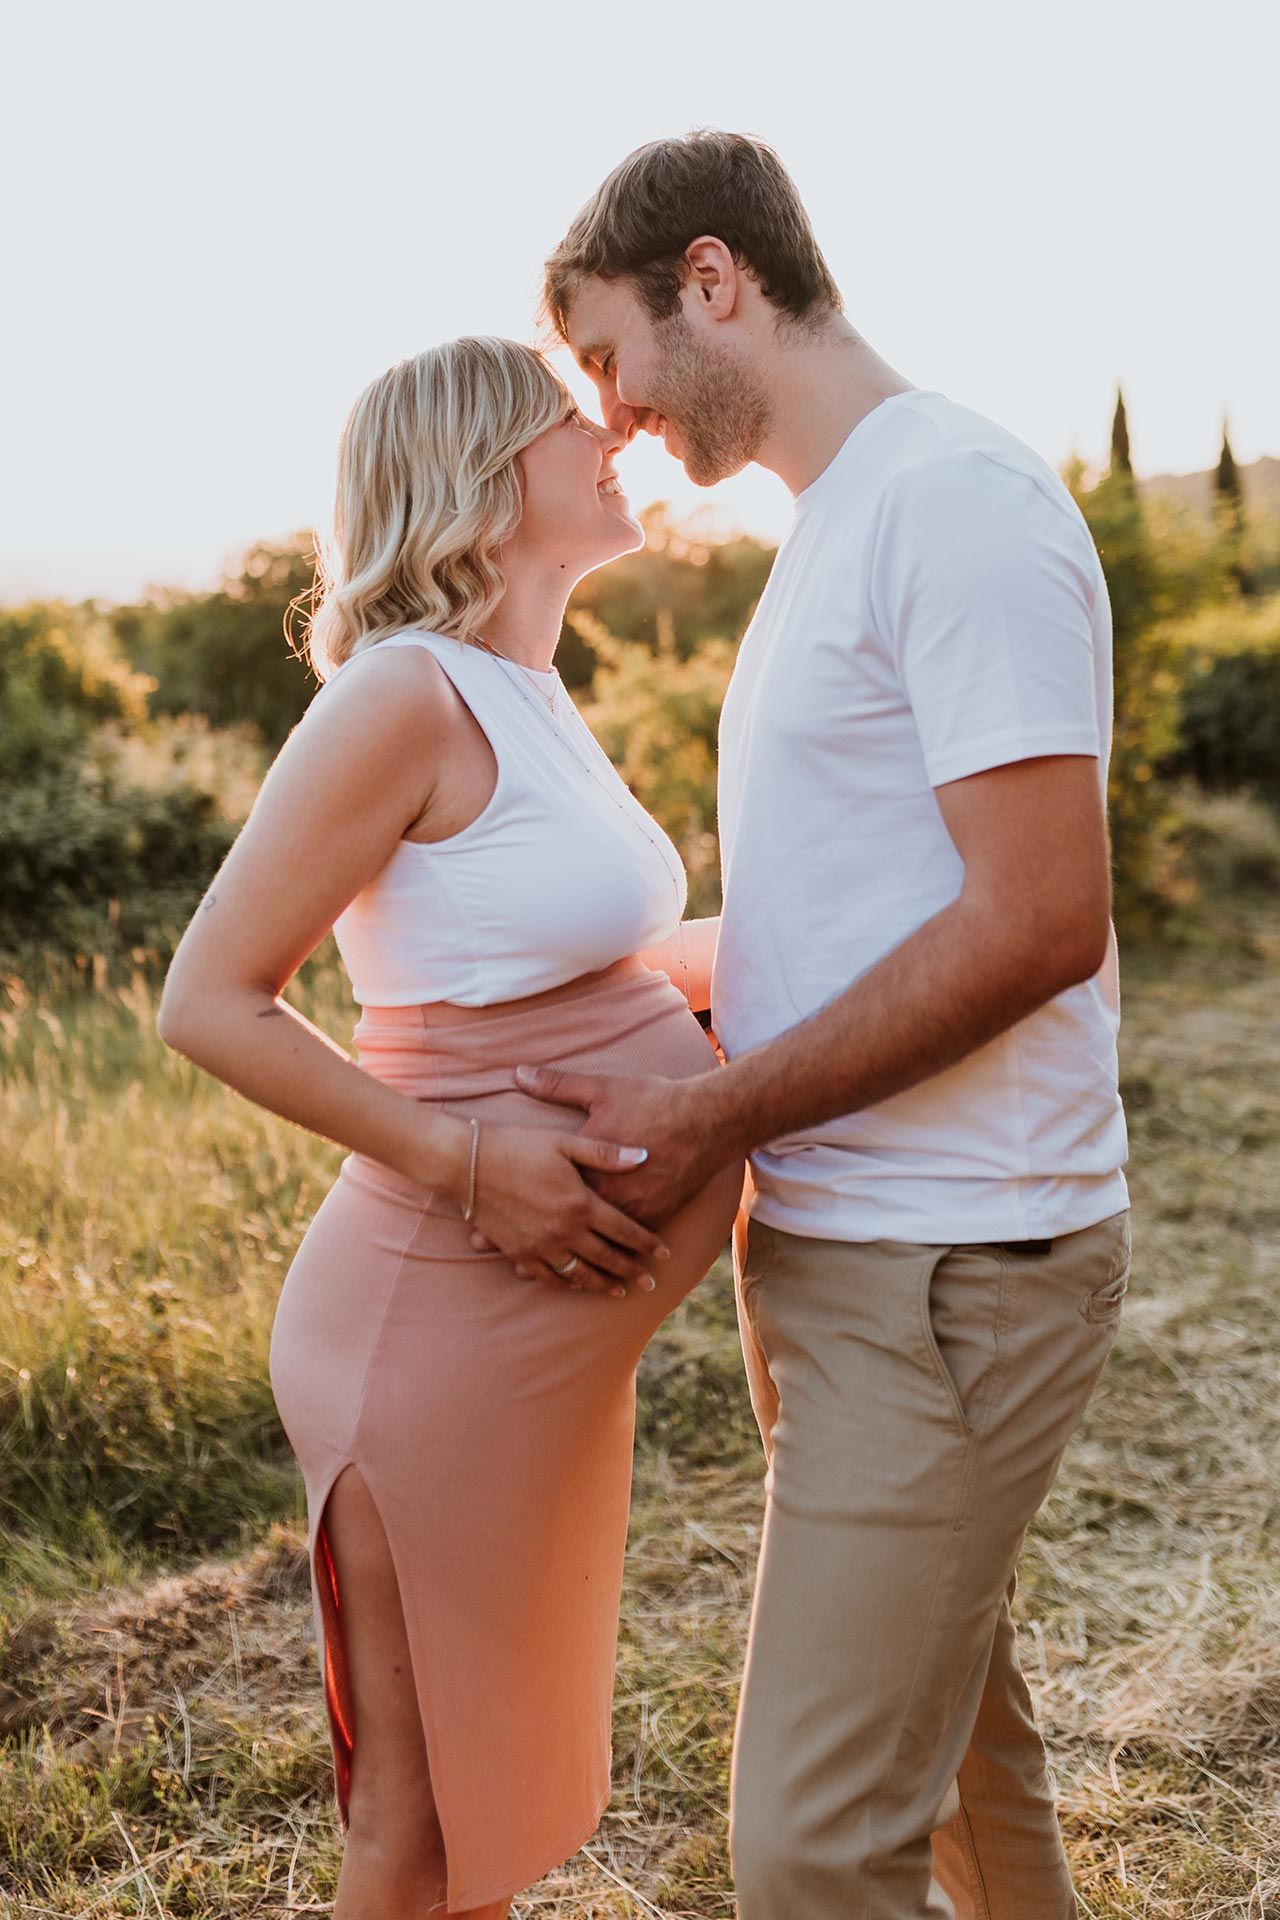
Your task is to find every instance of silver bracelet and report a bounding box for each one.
[462,1116,480,1221]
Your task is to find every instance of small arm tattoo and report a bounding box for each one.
[201,893,218,912]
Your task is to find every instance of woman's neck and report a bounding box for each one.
[478,554,575,669]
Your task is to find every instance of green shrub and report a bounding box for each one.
[1,604,261,971]
[111,540,320,750]
[1159,594,1280,802]
[0,604,153,780]
[0,761,238,968]
[1070,469,1187,934]
[575,607,736,917]
[1173,783,1280,893]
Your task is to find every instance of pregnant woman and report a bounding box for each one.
[156,336,744,1918]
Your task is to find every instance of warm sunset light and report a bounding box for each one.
[4,0,1277,602]
[4,9,1279,1916]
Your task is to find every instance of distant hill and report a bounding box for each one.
[1140,454,1280,519]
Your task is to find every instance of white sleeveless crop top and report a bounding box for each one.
[312,629,688,1006]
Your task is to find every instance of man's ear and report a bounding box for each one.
[683,235,739,320]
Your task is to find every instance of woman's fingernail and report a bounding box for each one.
[654,1245,671,1261]
[618,1147,648,1165]
[639,1273,656,1292]
[611,1285,627,1299]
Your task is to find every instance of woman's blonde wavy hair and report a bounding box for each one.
[295,337,574,682]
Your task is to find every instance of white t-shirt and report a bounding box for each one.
[711,388,1130,1244]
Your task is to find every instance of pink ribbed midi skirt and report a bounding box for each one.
[267,958,743,1910]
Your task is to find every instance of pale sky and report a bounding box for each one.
[3,0,1277,604]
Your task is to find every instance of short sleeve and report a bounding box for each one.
[868,447,1105,786]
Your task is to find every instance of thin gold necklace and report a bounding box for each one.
[471,632,560,713]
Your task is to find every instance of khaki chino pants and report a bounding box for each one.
[728,1204,1132,1920]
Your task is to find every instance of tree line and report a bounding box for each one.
[2,398,1278,975]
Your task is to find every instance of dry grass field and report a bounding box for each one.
[2,829,1277,1916]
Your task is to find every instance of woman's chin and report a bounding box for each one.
[601,510,646,557]
[573,505,646,572]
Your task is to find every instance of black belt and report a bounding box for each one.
[991,1238,1054,1255]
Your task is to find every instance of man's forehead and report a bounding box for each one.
[563,277,634,364]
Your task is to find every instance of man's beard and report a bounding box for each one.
[645,311,772,486]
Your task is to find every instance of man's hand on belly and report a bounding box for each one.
[475,1066,724,1234]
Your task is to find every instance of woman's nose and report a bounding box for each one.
[592,415,630,455]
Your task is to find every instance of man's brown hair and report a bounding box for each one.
[541,129,843,341]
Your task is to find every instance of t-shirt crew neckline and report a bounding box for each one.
[793,388,942,511]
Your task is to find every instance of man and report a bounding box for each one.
[493,129,1131,1917]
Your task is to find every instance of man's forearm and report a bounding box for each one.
[696,894,1101,1162]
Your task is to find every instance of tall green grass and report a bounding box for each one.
[1,950,357,1586]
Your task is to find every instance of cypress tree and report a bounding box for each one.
[1110,388,1134,481]
[1214,420,1249,593]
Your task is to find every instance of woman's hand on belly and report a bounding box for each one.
[467,1123,671,1297]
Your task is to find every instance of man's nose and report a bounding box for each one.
[600,392,642,443]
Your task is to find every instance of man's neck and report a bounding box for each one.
[754,320,917,497]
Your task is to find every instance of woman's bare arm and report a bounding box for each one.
[157,646,668,1284]
[157,648,469,1187]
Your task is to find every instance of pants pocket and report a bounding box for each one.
[1080,1264,1130,1323]
[1077,1210,1133,1324]
[917,1242,1011,1443]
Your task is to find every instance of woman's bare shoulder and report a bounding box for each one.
[259,638,470,837]
[306,637,459,719]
